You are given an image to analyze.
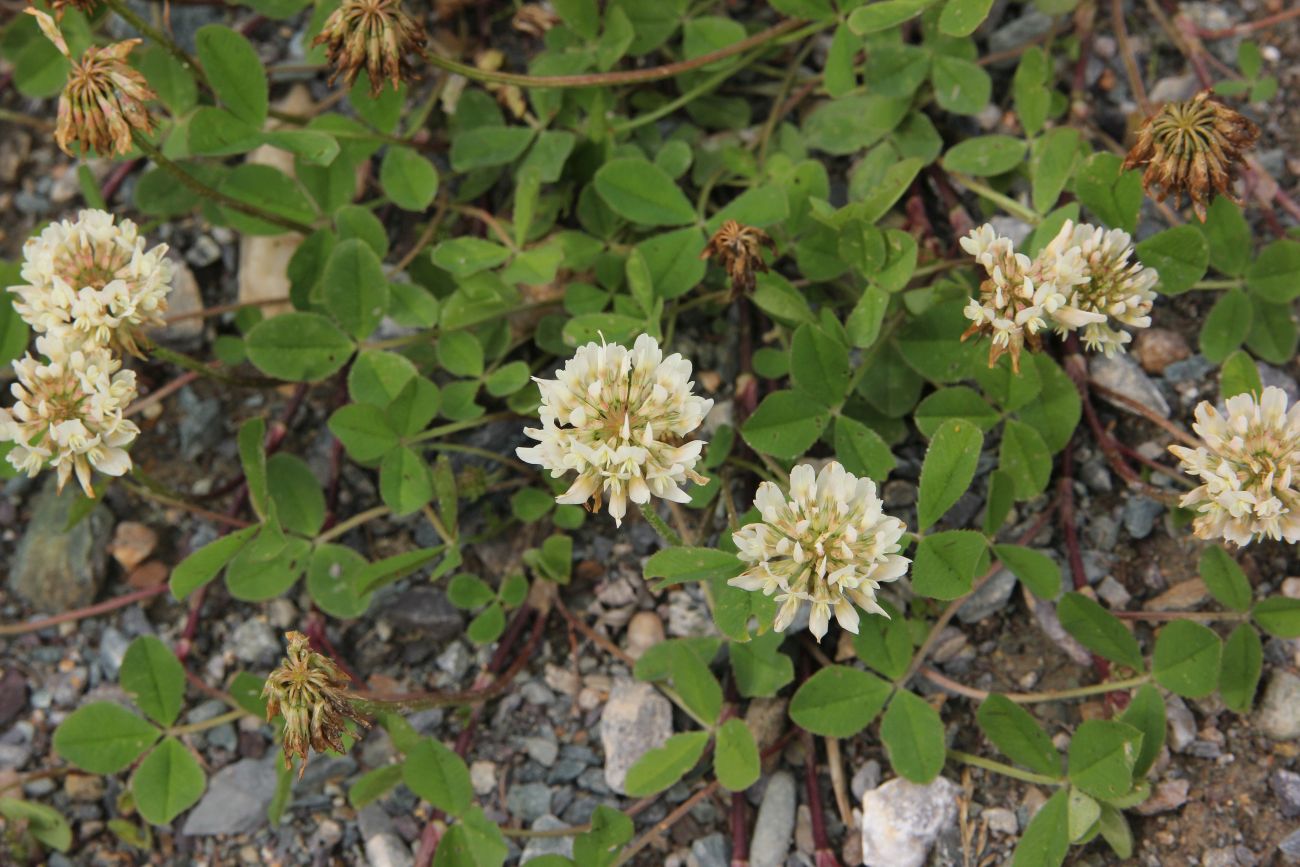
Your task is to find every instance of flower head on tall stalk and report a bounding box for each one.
[959,224,1104,372]
[1122,90,1260,221]
[1170,387,1300,546]
[27,9,156,157]
[0,333,139,497]
[263,632,369,778]
[730,461,910,641]
[9,209,174,357]
[1041,220,1159,356]
[312,0,428,96]
[517,334,714,527]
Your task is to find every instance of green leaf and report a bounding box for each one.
[380,147,439,212]
[834,417,897,480]
[573,805,634,867]
[348,351,417,407]
[803,94,911,155]
[1031,128,1080,213]
[308,544,373,619]
[349,764,403,810]
[729,631,795,698]
[403,739,473,817]
[790,323,851,407]
[939,0,995,36]
[229,672,269,718]
[635,639,722,724]
[54,703,160,774]
[644,547,743,586]
[1199,289,1252,363]
[437,331,485,378]
[224,532,311,601]
[1011,788,1069,867]
[931,55,993,116]
[329,404,401,462]
[881,690,946,783]
[1013,47,1050,137]
[847,0,937,34]
[0,798,71,852]
[1067,720,1143,800]
[216,164,317,236]
[714,719,760,792]
[449,126,534,172]
[132,737,206,825]
[1199,197,1251,277]
[623,731,709,797]
[1219,624,1263,713]
[237,417,270,520]
[943,136,1028,176]
[136,44,198,115]
[914,387,1000,438]
[1074,153,1142,233]
[1098,804,1133,859]
[741,390,832,459]
[1198,545,1252,612]
[1057,592,1144,670]
[1246,297,1298,364]
[977,695,1062,777]
[1015,355,1081,454]
[1220,349,1263,400]
[431,808,510,867]
[1254,596,1300,638]
[984,469,1015,535]
[380,447,433,516]
[1153,620,1222,698]
[994,544,1062,599]
[262,129,340,166]
[911,530,989,600]
[1118,683,1164,778]
[170,525,259,600]
[268,453,326,537]
[1067,788,1101,842]
[195,25,267,125]
[430,237,512,278]
[1246,239,1300,303]
[246,312,354,381]
[917,418,984,530]
[999,419,1052,499]
[789,665,892,737]
[1135,226,1209,295]
[593,158,696,226]
[120,636,187,727]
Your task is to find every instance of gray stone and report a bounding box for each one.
[983,807,1017,835]
[1258,362,1300,405]
[1148,74,1199,104]
[1258,671,1300,740]
[749,771,796,867]
[600,680,673,795]
[860,776,960,867]
[692,832,729,867]
[852,760,882,800]
[182,755,279,835]
[1096,576,1132,609]
[176,388,225,461]
[1090,354,1170,418]
[229,619,281,666]
[1280,828,1300,863]
[507,782,553,823]
[98,627,131,680]
[1122,497,1164,540]
[522,735,559,768]
[1164,355,1215,384]
[989,10,1053,57]
[956,569,1016,623]
[10,478,113,613]
[520,815,574,863]
[379,587,463,640]
[1203,847,1241,867]
[1166,696,1196,752]
[1272,770,1300,818]
[359,804,413,867]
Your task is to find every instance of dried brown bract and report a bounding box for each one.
[512,4,560,37]
[701,220,777,298]
[28,9,155,158]
[49,0,99,19]
[313,0,428,97]
[1122,90,1260,222]
[262,632,369,778]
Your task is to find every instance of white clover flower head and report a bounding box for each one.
[0,332,139,496]
[1169,386,1300,546]
[1043,220,1159,356]
[959,224,1102,372]
[516,334,714,526]
[729,461,910,641]
[10,209,174,357]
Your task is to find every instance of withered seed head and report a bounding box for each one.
[312,0,428,97]
[701,220,778,299]
[28,9,156,158]
[1122,90,1260,222]
[262,632,369,778]
[50,0,100,19]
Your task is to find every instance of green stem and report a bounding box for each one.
[0,107,53,133]
[147,342,279,388]
[169,708,248,736]
[612,58,749,135]
[409,411,517,444]
[132,134,316,234]
[315,505,391,544]
[950,173,1042,225]
[947,749,1063,786]
[105,0,209,89]
[422,18,808,89]
[1026,674,1150,700]
[638,502,684,547]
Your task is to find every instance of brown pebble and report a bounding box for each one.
[1133,328,1191,375]
[574,560,605,583]
[624,611,665,661]
[1143,578,1209,611]
[127,560,168,589]
[64,773,105,802]
[109,522,158,572]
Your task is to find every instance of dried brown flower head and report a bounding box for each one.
[512,4,560,37]
[262,632,369,778]
[313,0,428,97]
[1122,90,1260,222]
[50,0,99,19]
[701,221,777,298]
[28,9,155,158]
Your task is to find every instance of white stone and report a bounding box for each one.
[860,777,960,867]
[600,680,672,795]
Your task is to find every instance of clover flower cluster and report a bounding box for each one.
[1170,387,1300,546]
[961,221,1159,368]
[517,334,714,526]
[0,210,175,495]
[263,632,369,778]
[730,461,910,641]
